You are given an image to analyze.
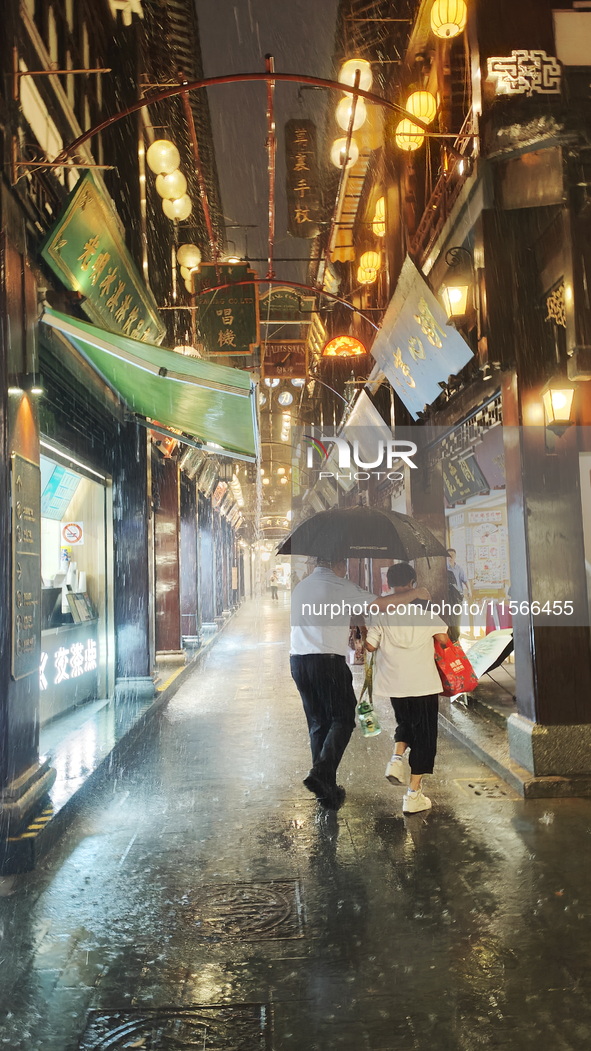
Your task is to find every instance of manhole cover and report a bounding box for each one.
[78,1004,271,1050]
[192,879,304,940]
[454,778,518,799]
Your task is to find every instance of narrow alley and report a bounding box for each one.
[1,598,591,1051]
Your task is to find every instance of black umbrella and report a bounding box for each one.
[277,506,447,561]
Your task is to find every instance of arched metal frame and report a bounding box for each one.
[54,70,461,165]
[53,66,467,343]
[185,278,380,332]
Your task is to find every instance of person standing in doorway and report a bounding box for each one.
[270,571,279,601]
[366,565,449,814]
[290,557,375,810]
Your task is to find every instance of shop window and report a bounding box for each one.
[39,451,111,726]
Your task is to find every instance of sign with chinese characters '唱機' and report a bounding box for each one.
[263,341,307,380]
[285,119,321,238]
[368,256,474,419]
[487,51,561,97]
[193,263,259,356]
[40,172,165,344]
[11,454,41,680]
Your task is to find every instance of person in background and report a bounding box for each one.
[366,563,449,814]
[447,548,470,643]
[290,556,376,810]
[374,561,430,612]
[270,571,279,601]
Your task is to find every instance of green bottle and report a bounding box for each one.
[357,697,381,737]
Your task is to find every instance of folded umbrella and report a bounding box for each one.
[277,506,447,561]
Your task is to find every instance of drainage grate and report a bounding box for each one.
[454,778,518,800]
[191,879,304,941]
[78,1004,272,1050]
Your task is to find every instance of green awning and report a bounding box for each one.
[40,307,258,461]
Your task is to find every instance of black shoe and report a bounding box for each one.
[303,771,330,799]
[319,785,346,811]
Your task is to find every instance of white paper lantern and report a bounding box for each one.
[163,194,192,221]
[146,139,180,175]
[335,95,367,131]
[155,170,187,200]
[176,243,202,268]
[338,58,372,92]
[330,137,359,169]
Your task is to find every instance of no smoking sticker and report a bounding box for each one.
[62,522,84,545]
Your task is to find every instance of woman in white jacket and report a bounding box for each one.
[366,563,449,814]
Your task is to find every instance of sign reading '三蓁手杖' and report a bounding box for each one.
[40,172,165,344]
[285,119,321,238]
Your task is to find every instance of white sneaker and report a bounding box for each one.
[385,755,406,785]
[402,789,432,814]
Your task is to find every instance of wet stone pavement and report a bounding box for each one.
[2,597,591,1050]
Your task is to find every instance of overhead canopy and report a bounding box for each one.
[41,307,259,461]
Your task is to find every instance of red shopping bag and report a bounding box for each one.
[434,639,479,696]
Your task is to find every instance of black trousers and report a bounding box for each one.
[391,695,439,775]
[290,654,357,787]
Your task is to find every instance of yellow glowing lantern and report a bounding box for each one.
[405,90,437,125]
[146,138,180,175]
[322,335,367,357]
[330,136,360,169]
[395,118,425,152]
[372,196,386,237]
[335,94,367,131]
[430,0,467,39]
[357,266,378,285]
[338,58,373,93]
[359,250,380,271]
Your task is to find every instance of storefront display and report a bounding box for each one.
[39,450,111,725]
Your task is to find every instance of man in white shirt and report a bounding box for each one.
[366,562,448,814]
[290,557,376,810]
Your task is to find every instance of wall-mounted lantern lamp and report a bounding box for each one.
[441,246,473,320]
[541,377,576,435]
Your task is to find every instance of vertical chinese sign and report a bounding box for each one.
[285,119,321,238]
[40,172,165,344]
[11,454,41,679]
[193,263,260,357]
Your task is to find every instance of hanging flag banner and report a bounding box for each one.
[285,119,321,238]
[194,263,259,356]
[39,172,165,344]
[263,341,307,379]
[369,256,474,419]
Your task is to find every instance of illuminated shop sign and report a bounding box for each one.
[39,637,97,691]
[487,51,561,96]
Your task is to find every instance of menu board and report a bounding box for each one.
[11,453,41,679]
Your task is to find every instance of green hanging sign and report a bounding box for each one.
[39,172,165,344]
[193,263,259,356]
